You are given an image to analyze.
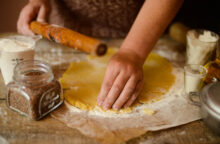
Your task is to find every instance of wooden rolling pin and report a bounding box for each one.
[30,21,107,56]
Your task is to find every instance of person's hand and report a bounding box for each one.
[17,0,51,35]
[97,49,144,110]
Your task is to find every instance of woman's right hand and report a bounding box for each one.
[17,0,51,36]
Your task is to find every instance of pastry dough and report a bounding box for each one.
[59,48,175,111]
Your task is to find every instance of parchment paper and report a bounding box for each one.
[50,63,201,144]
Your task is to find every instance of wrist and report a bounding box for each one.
[120,43,149,65]
[119,46,146,66]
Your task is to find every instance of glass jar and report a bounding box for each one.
[204,41,220,85]
[6,60,63,120]
[184,64,207,95]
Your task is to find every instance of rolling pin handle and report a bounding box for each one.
[96,43,107,56]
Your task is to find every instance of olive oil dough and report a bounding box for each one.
[59,48,175,112]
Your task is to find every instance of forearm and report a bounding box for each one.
[121,0,184,64]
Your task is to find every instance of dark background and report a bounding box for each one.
[0,0,219,34]
[173,0,220,34]
[0,0,28,33]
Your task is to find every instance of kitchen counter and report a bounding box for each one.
[0,34,220,144]
[1,87,220,144]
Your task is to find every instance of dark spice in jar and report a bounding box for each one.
[7,60,63,120]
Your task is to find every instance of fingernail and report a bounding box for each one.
[97,100,103,106]
[113,105,119,110]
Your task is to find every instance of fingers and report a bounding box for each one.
[37,5,49,22]
[17,1,50,36]
[97,67,119,106]
[17,4,39,35]
[97,50,145,110]
[101,72,129,110]
[112,76,138,110]
[124,80,144,108]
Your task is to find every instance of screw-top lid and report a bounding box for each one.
[201,82,220,115]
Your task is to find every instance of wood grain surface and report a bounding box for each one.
[1,61,220,144]
[1,79,220,144]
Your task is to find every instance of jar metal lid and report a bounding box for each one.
[201,82,220,115]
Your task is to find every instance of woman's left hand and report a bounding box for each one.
[97,49,144,110]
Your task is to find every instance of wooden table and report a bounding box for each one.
[1,77,220,144]
[0,35,220,144]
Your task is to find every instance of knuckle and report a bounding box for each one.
[123,95,131,101]
[114,99,122,106]
[104,81,112,90]
[115,96,129,108]
[110,57,122,66]
[126,87,135,93]
[126,66,140,75]
[112,84,121,92]
[111,60,120,67]
[127,65,135,72]
[26,4,34,11]
[108,98,115,105]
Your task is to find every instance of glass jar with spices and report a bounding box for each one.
[6,60,63,120]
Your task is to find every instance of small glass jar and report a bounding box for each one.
[184,64,207,95]
[6,60,63,120]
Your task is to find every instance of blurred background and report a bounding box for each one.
[0,0,219,34]
[0,0,27,33]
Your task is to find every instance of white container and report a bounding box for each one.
[0,35,41,84]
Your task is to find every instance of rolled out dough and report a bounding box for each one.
[59,48,175,112]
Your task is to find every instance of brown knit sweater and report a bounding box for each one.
[49,0,144,38]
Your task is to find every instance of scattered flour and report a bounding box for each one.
[0,107,7,117]
[0,107,8,124]
[186,30,219,65]
[0,136,8,144]
[198,31,218,42]
[178,130,186,135]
